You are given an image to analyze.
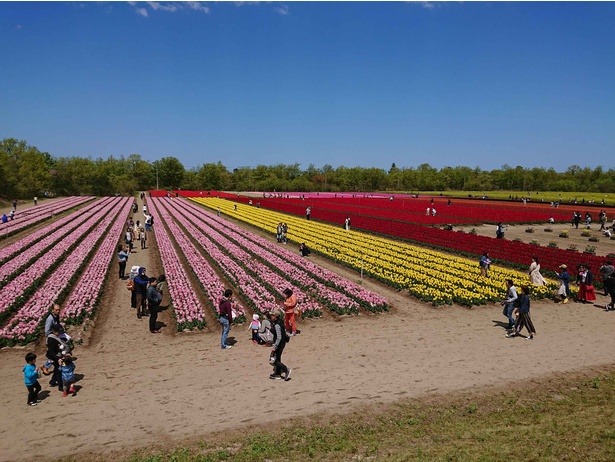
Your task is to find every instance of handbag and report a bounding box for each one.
[269,351,276,365]
[126,279,134,291]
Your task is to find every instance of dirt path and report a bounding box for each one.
[1,201,615,462]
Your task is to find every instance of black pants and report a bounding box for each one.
[149,306,159,331]
[48,358,63,390]
[119,261,126,278]
[26,381,41,404]
[273,343,288,376]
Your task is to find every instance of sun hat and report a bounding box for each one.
[252,314,259,321]
[559,264,567,269]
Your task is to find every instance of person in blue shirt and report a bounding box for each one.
[480,252,492,278]
[59,356,76,397]
[556,264,570,304]
[23,352,41,406]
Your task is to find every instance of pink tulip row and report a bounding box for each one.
[0,196,95,236]
[0,197,115,284]
[0,197,113,265]
[182,198,389,312]
[61,198,133,322]
[0,197,127,344]
[0,198,122,319]
[160,198,323,316]
[147,198,206,330]
[152,199,246,322]
[156,198,302,316]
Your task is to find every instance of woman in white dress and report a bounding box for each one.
[529,256,547,286]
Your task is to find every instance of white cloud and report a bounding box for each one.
[131,1,210,16]
[413,1,437,9]
[275,4,289,15]
[184,1,210,14]
[147,2,179,12]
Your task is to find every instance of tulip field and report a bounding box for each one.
[0,196,95,238]
[149,196,388,332]
[190,197,574,307]
[0,197,131,346]
[224,193,574,226]
[0,189,596,346]
[196,192,609,283]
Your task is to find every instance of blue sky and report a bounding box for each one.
[1,1,613,172]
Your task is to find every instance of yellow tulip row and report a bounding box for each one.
[191,198,567,306]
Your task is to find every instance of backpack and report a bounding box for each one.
[47,334,72,355]
[126,279,134,291]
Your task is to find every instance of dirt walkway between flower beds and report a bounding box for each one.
[2,204,615,462]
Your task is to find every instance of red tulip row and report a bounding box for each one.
[226,197,607,284]
[227,195,576,226]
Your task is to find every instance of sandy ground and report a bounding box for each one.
[1,199,615,462]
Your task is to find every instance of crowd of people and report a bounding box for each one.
[218,288,294,381]
[15,192,615,407]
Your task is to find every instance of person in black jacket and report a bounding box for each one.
[134,267,149,319]
[46,326,67,392]
[147,277,163,333]
[270,309,291,381]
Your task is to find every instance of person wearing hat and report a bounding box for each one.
[133,267,150,318]
[270,309,291,381]
[556,264,570,303]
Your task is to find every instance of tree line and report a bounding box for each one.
[1,137,613,199]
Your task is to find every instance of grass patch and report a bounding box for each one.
[77,368,615,462]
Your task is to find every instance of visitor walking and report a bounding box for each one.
[506,285,536,340]
[480,252,491,278]
[219,289,233,350]
[556,264,570,303]
[528,257,546,286]
[133,267,149,319]
[23,352,41,406]
[502,279,518,330]
[305,206,311,220]
[576,265,596,304]
[269,309,291,381]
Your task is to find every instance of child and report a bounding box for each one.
[249,314,262,344]
[23,352,41,406]
[59,356,76,397]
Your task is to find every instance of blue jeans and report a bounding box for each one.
[505,303,516,328]
[219,316,230,348]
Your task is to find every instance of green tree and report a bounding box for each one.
[154,157,185,189]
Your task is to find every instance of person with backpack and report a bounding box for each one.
[133,267,150,319]
[46,326,71,393]
[502,279,518,331]
[147,277,163,333]
[269,309,291,381]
